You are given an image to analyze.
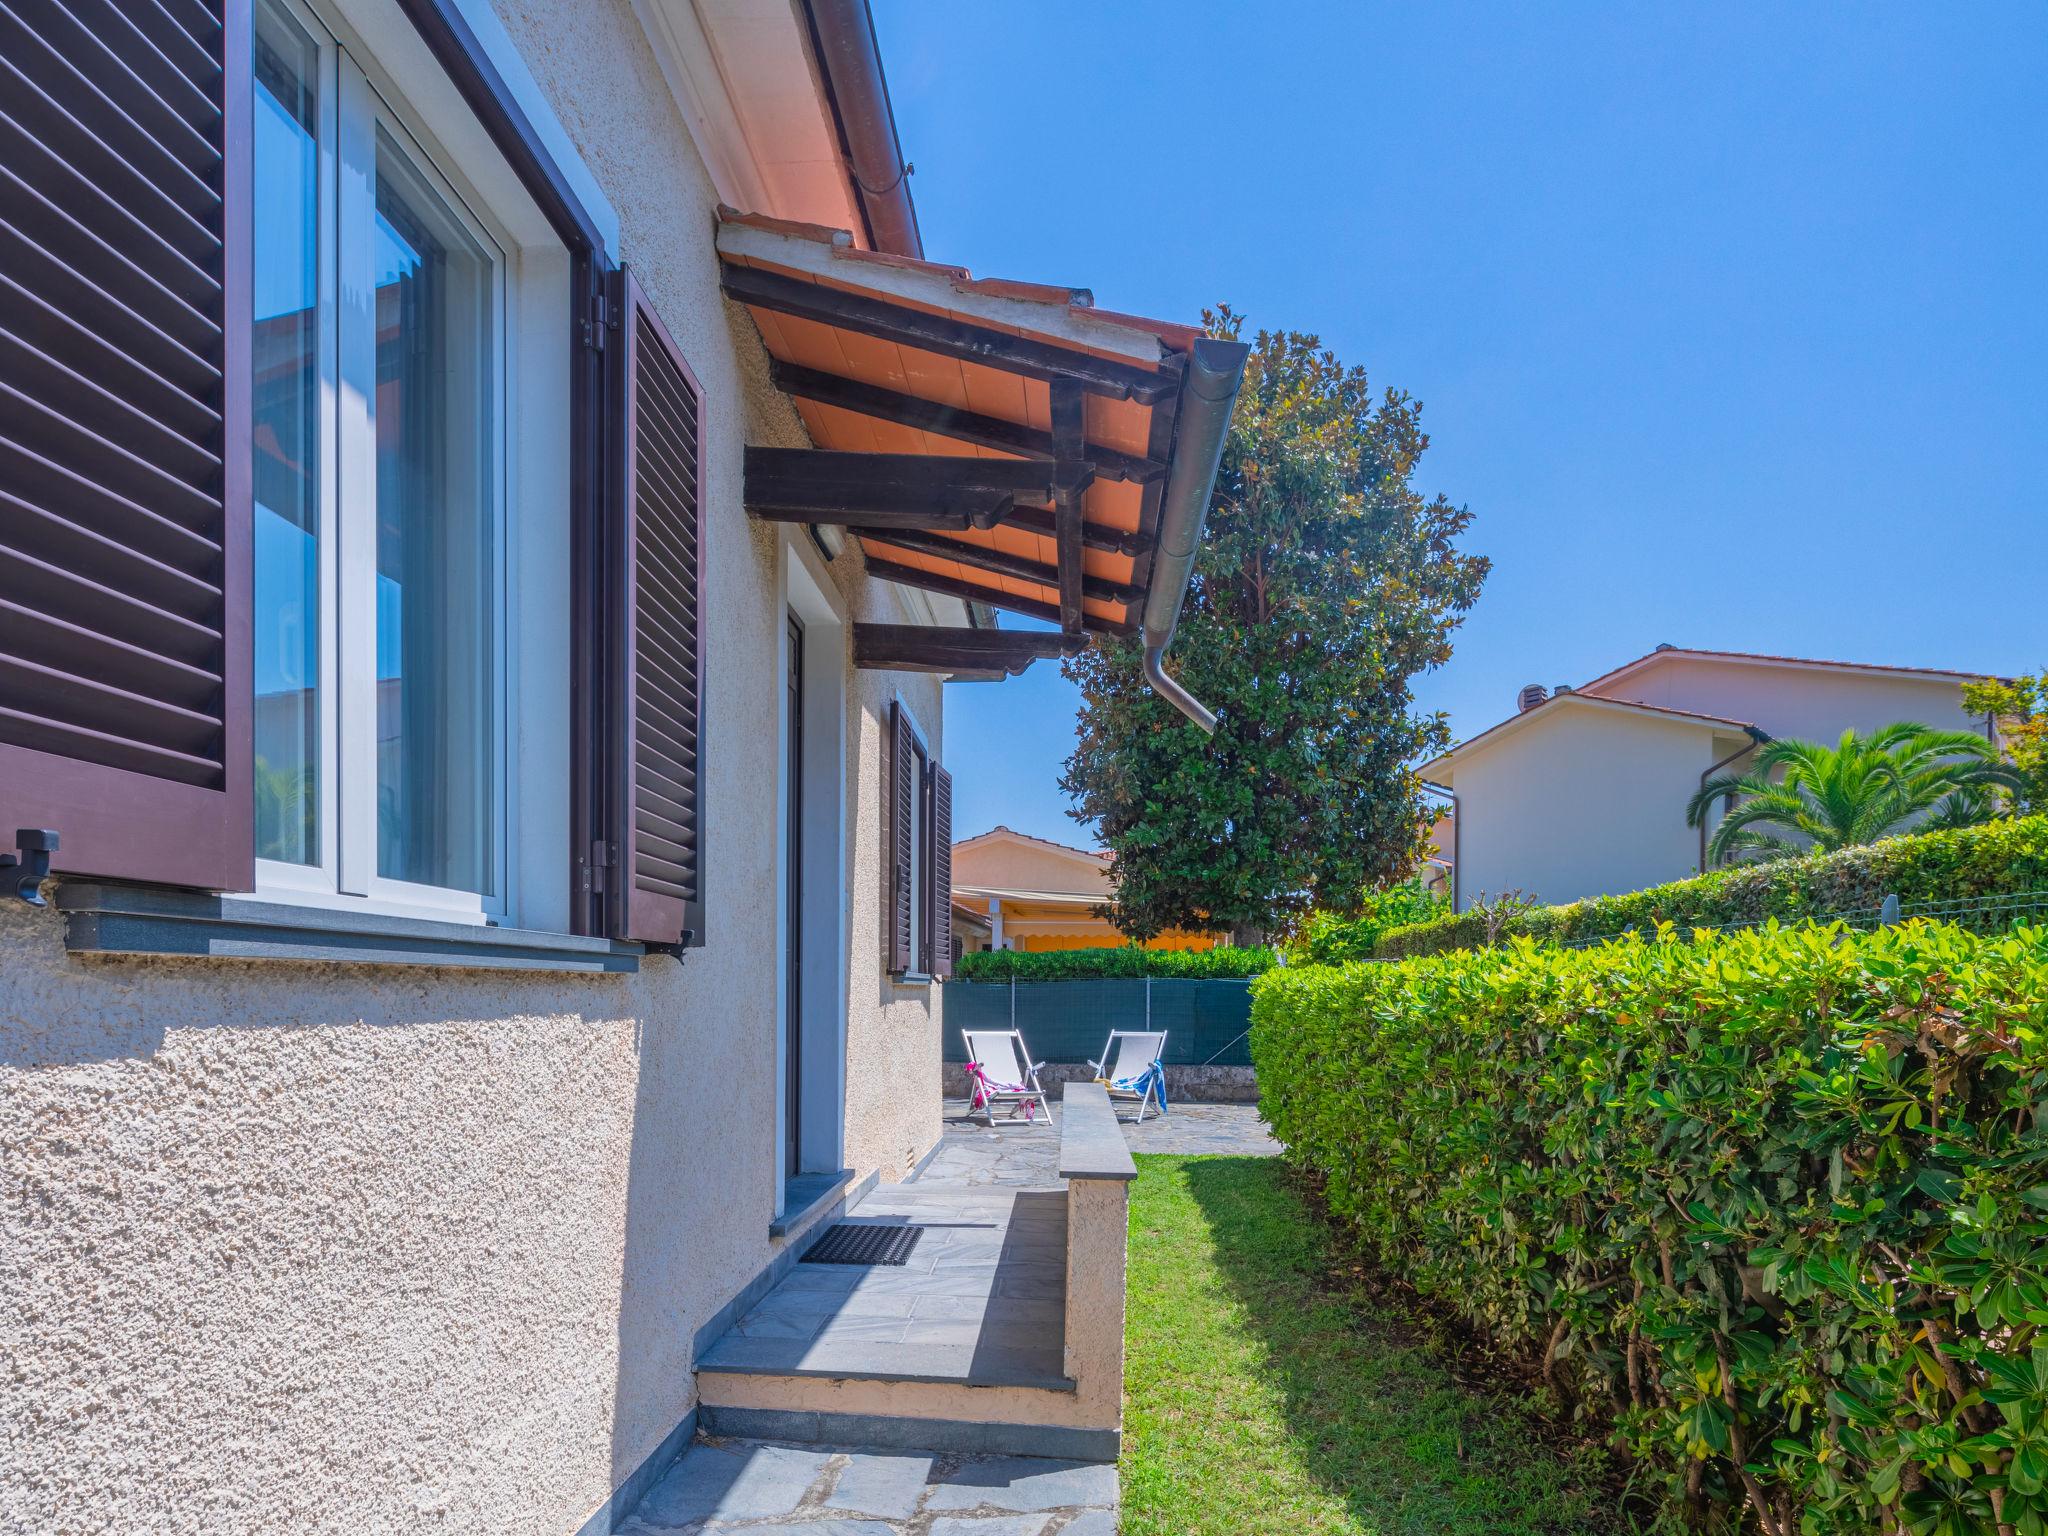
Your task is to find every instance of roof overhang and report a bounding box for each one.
[1421,690,1765,783]
[716,210,1248,719]
[1584,646,2002,695]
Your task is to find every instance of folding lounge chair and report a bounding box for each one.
[1090,1029,1169,1123]
[961,1028,1052,1131]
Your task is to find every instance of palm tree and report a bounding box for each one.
[1685,722,2022,866]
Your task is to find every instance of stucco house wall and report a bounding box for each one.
[952,836,1111,900]
[1,3,942,1532]
[1450,708,1742,908]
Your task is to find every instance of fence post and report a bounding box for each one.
[1009,975,1016,1029]
[1880,892,1901,926]
[1144,974,1152,1031]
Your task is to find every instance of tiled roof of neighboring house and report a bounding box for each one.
[1583,646,2004,694]
[953,825,1112,861]
[1421,691,1763,781]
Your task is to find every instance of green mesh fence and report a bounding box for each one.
[942,978,1255,1067]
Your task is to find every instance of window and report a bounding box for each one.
[251,0,520,920]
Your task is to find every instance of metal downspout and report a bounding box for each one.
[1141,337,1250,732]
[1421,780,1458,912]
[1697,728,1770,871]
[801,0,922,258]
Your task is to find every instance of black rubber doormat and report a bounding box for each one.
[801,1223,922,1266]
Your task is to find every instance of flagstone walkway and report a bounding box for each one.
[618,1443,1117,1535]
[920,1099,1280,1188]
[619,1099,1278,1533]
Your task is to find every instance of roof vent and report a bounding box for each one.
[1517,684,1548,713]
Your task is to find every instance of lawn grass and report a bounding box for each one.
[1120,1154,1625,1536]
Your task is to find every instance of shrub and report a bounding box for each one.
[952,943,1276,983]
[1253,921,2048,1535]
[1288,879,1448,965]
[1377,813,2048,959]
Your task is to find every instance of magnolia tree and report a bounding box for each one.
[1060,309,1488,939]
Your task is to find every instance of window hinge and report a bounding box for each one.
[582,294,614,352]
[591,838,615,894]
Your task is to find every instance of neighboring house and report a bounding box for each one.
[951,825,1219,951]
[0,4,1247,1530]
[1423,646,1999,910]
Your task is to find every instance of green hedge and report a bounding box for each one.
[1253,921,2048,1535]
[1377,814,2048,959]
[1287,879,1448,965]
[952,943,1275,982]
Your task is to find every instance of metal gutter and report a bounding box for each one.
[1141,337,1250,732]
[800,0,923,257]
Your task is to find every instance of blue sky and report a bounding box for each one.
[873,1,2048,850]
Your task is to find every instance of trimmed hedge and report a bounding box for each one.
[1253,921,2048,1535]
[1288,879,1448,965]
[1377,814,2048,960]
[951,943,1275,982]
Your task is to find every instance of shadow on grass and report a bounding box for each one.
[1120,1154,1628,1536]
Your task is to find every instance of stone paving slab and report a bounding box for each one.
[696,1186,1071,1389]
[917,1101,1280,1187]
[617,1440,1119,1535]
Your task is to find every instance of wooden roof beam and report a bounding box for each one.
[854,527,1143,607]
[852,623,1086,677]
[744,447,1094,528]
[768,360,1167,483]
[1049,380,1087,635]
[861,556,1131,636]
[722,260,1180,405]
[998,504,1150,559]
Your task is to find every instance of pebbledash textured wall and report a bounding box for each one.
[0,2,943,1532]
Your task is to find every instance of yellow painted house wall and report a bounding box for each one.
[1011,929,1217,954]
[951,829,1220,953]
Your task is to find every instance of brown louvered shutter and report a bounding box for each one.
[0,0,252,890]
[929,762,953,978]
[612,270,706,946]
[888,699,914,973]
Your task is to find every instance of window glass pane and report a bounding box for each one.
[372,129,496,895]
[251,0,320,865]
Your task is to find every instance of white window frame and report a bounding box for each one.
[251,0,550,928]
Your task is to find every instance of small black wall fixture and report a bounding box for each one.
[3,830,58,906]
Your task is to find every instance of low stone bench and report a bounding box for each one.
[1057,1081,1136,1438]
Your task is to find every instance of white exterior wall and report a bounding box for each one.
[1609,657,1987,743]
[1,3,943,1532]
[1450,709,1737,909]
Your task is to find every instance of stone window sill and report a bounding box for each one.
[56,883,644,974]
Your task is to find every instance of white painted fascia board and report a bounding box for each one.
[630,0,772,214]
[448,0,622,258]
[715,220,1173,368]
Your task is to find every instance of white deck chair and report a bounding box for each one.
[1090,1030,1169,1122]
[961,1029,1051,1131]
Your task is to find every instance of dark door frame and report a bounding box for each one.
[784,610,805,1178]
